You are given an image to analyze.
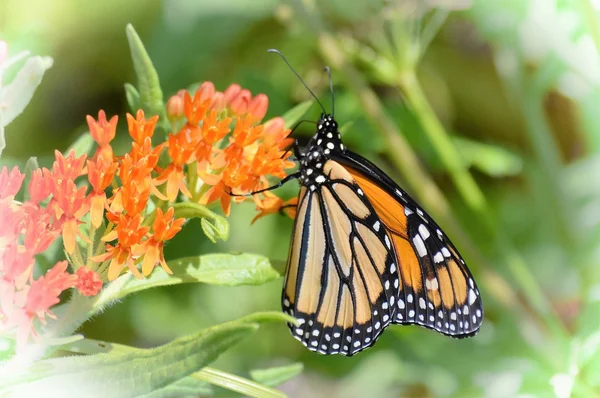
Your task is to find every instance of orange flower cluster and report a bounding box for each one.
[165,82,296,216]
[86,82,295,280]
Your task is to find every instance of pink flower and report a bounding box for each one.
[0,166,25,199]
[25,261,77,323]
[75,266,103,296]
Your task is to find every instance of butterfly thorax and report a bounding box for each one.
[299,114,345,191]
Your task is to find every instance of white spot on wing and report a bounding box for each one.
[413,235,427,257]
[418,224,430,239]
[373,221,380,232]
[469,289,477,305]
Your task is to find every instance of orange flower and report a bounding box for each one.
[136,207,185,276]
[183,90,210,126]
[87,157,118,228]
[252,191,298,224]
[94,213,149,280]
[28,169,52,204]
[87,110,117,147]
[229,88,251,115]
[52,178,89,254]
[263,117,294,150]
[49,150,86,184]
[222,117,264,162]
[195,109,232,164]
[75,266,103,296]
[200,159,251,216]
[127,110,159,145]
[166,89,186,122]
[87,110,117,162]
[247,94,268,122]
[157,131,195,202]
[120,180,151,216]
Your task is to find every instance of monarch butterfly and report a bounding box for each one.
[258,50,483,356]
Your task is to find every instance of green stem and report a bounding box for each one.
[188,160,200,202]
[520,77,574,246]
[397,72,488,214]
[193,368,286,398]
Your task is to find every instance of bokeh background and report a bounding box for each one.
[3,0,600,396]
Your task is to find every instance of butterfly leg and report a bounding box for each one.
[228,172,300,197]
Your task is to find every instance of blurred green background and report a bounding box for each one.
[3,0,600,396]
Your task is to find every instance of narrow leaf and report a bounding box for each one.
[124,83,142,112]
[23,156,39,201]
[0,55,53,127]
[0,55,53,157]
[125,24,165,122]
[250,363,304,388]
[282,100,313,128]
[452,136,523,177]
[194,367,285,398]
[0,322,258,397]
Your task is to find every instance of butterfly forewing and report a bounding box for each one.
[283,160,399,355]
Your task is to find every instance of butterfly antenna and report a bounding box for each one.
[267,48,327,114]
[324,66,334,116]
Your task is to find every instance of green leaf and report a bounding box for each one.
[124,82,141,112]
[173,202,229,242]
[0,54,53,157]
[0,321,258,397]
[104,253,280,302]
[125,24,165,123]
[282,100,313,128]
[23,156,39,201]
[452,136,523,177]
[250,363,304,388]
[339,121,354,136]
[67,133,95,158]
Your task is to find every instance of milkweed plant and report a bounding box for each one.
[0,25,304,397]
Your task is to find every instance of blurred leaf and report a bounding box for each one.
[282,100,313,128]
[0,321,258,397]
[0,54,53,157]
[124,83,141,112]
[125,24,166,126]
[333,352,403,398]
[98,253,281,305]
[67,133,96,158]
[173,202,229,242]
[23,156,39,201]
[453,136,523,177]
[250,363,304,388]
[339,121,354,135]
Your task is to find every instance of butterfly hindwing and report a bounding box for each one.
[333,151,484,338]
[283,160,399,355]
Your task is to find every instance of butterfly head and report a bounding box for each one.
[307,114,345,156]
